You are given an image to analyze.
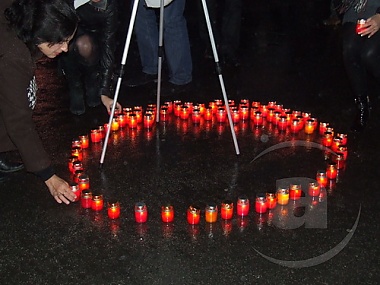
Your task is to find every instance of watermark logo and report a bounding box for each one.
[251,140,361,268]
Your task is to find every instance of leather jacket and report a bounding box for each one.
[76,0,118,97]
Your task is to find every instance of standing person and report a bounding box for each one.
[0,0,78,203]
[59,0,121,115]
[125,0,193,96]
[339,0,380,131]
[197,0,243,67]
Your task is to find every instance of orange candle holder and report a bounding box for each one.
[277,187,289,205]
[205,203,218,223]
[220,200,234,220]
[161,205,175,223]
[316,170,328,187]
[111,118,120,131]
[108,201,121,219]
[79,135,89,149]
[304,119,315,134]
[78,173,90,191]
[204,107,213,121]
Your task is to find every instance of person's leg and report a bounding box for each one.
[220,0,242,62]
[0,118,24,173]
[163,0,192,85]
[342,22,370,131]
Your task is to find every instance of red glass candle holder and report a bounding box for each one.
[220,200,234,220]
[277,186,289,205]
[72,160,83,174]
[91,194,104,211]
[180,106,190,120]
[174,103,182,117]
[187,205,201,225]
[308,182,321,197]
[205,203,218,223]
[326,161,337,179]
[356,19,366,34]
[192,109,201,124]
[107,201,121,219]
[128,114,137,129]
[81,190,92,209]
[98,125,105,139]
[79,135,89,149]
[333,153,346,169]
[216,108,226,123]
[322,132,333,147]
[78,173,90,191]
[232,109,240,124]
[336,133,348,145]
[337,145,348,160]
[71,138,82,149]
[277,116,288,131]
[289,184,302,200]
[319,122,329,135]
[161,204,175,223]
[68,156,78,173]
[290,119,301,133]
[160,107,169,122]
[236,196,250,216]
[71,146,83,162]
[255,193,268,214]
[239,106,249,121]
[252,111,263,126]
[316,170,328,187]
[135,202,148,223]
[331,137,342,152]
[266,192,277,209]
[69,182,80,202]
[204,107,213,121]
[144,114,154,129]
[117,114,127,128]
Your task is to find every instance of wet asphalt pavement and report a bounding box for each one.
[1,0,379,284]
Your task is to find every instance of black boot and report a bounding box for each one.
[351,95,370,132]
[0,151,24,173]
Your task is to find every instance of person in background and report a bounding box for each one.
[197,0,243,67]
[59,0,121,115]
[339,0,380,131]
[0,0,78,203]
[125,0,193,96]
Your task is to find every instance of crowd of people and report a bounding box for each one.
[1,0,379,203]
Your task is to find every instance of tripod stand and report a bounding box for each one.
[100,0,240,168]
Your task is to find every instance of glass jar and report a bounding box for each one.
[205,203,218,223]
[135,202,148,223]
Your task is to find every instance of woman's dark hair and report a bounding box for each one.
[4,0,78,53]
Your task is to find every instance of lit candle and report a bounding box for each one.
[135,202,148,223]
[69,182,80,202]
[322,132,333,147]
[277,116,288,131]
[180,106,190,120]
[304,119,315,134]
[144,113,154,129]
[68,156,78,173]
[252,111,263,126]
[117,114,127,128]
[111,118,120,131]
[81,190,92,209]
[204,107,213,121]
[316,170,328,187]
[336,133,348,145]
[220,200,234,220]
[72,160,83,174]
[77,173,90,191]
[160,107,169,122]
[232,109,240,124]
[332,137,342,152]
[192,109,201,124]
[71,146,83,162]
[308,182,321,197]
[255,193,267,214]
[174,103,182,117]
[266,191,277,209]
[239,106,249,121]
[107,201,121,219]
[289,184,302,200]
[205,203,218,223]
[326,161,337,179]
[73,169,84,184]
[236,196,250,216]
[164,101,173,113]
[79,135,89,149]
[319,122,329,135]
[333,153,346,169]
[216,108,226,123]
[128,114,137,129]
[337,145,348,160]
[161,204,175,223]
[71,138,82,149]
[187,205,201,225]
[91,194,104,211]
[98,125,105,139]
[277,187,289,205]
[290,118,300,133]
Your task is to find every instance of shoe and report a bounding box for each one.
[156,82,191,98]
[351,95,370,132]
[0,172,9,183]
[125,72,158,87]
[0,152,24,173]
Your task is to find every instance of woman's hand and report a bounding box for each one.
[359,14,380,38]
[101,95,122,114]
[45,174,76,204]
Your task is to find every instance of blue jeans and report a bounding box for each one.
[134,0,192,85]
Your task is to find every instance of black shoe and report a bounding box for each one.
[351,95,370,132]
[0,152,24,173]
[156,82,191,98]
[0,172,9,183]
[125,72,158,87]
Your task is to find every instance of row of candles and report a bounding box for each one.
[73,182,326,223]
[81,99,349,144]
